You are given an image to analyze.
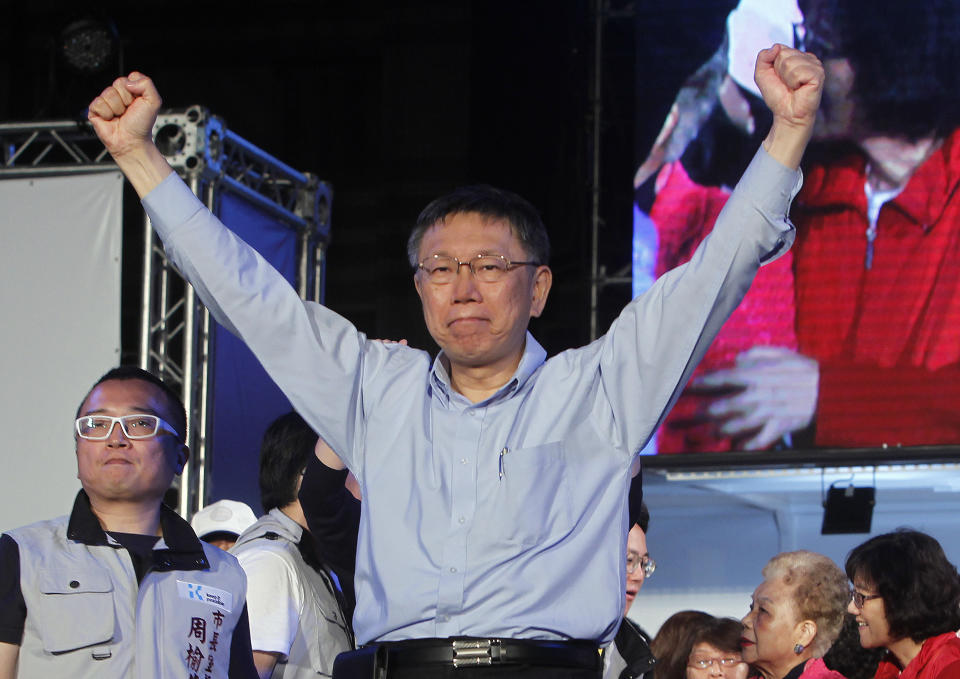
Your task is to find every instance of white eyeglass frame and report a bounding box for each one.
[75,413,181,441]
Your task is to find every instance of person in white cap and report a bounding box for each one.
[192,499,259,551]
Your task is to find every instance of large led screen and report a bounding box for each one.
[633,0,960,459]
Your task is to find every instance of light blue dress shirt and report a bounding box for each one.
[143,147,800,646]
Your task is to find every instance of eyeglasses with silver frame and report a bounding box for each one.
[75,413,181,441]
[627,550,656,578]
[688,657,744,670]
[417,253,539,284]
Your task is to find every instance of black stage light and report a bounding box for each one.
[821,483,875,534]
[60,18,117,75]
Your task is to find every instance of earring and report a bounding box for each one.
[794,644,805,655]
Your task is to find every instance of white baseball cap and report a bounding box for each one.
[190,499,258,540]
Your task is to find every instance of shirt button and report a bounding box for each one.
[458,517,466,524]
[450,567,457,573]
[460,458,468,465]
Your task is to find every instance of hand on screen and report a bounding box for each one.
[634,102,680,189]
[690,346,819,450]
[88,73,162,161]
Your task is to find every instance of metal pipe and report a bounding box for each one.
[193,182,219,515]
[139,213,154,370]
[316,243,327,304]
[178,174,202,519]
[49,130,85,164]
[218,173,307,228]
[298,230,310,299]
[0,120,91,132]
[0,164,116,177]
[222,127,309,185]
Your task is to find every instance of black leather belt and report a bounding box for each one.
[334,637,601,674]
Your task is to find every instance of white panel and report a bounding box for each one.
[0,172,124,531]
[628,467,960,641]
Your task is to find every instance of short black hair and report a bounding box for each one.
[845,529,960,643]
[635,502,650,534]
[76,366,187,443]
[628,472,648,533]
[259,411,317,513]
[806,0,960,140]
[407,185,550,268]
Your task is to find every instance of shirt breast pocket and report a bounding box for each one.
[488,442,573,546]
[35,567,116,653]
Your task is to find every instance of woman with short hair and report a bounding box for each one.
[685,617,748,679]
[651,611,716,679]
[846,530,960,679]
[741,551,849,679]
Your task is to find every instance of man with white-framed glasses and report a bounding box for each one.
[89,43,823,678]
[0,367,257,678]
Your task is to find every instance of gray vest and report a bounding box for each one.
[231,509,353,678]
[8,513,247,679]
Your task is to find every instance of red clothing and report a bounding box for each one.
[748,657,848,679]
[649,161,797,452]
[874,633,960,679]
[793,130,960,447]
[801,657,848,679]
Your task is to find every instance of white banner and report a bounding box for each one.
[0,171,124,531]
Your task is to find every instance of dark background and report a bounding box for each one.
[2,0,641,359]
[1,0,742,356]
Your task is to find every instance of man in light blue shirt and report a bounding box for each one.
[88,43,824,677]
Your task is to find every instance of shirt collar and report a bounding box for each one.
[66,489,209,567]
[263,507,305,543]
[429,331,547,405]
[798,131,960,231]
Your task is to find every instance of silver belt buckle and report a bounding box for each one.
[452,639,502,667]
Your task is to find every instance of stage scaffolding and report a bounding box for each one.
[1,113,332,518]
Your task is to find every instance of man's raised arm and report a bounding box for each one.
[88,73,173,198]
[88,73,356,473]
[755,44,823,169]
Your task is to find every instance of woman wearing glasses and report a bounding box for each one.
[845,530,960,679]
[741,551,849,679]
[686,617,749,679]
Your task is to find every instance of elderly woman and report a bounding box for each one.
[741,551,849,679]
[845,530,960,679]
[686,617,749,679]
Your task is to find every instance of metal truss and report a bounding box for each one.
[0,120,114,176]
[142,106,332,517]
[2,115,332,519]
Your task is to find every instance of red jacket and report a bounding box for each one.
[649,161,797,452]
[874,633,960,679]
[792,130,960,447]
